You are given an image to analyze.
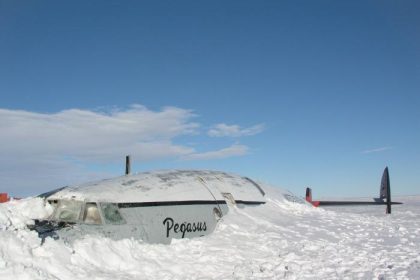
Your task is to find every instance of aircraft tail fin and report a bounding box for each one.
[379,166,392,214]
[305,187,320,207]
[0,193,9,203]
[305,187,312,202]
[384,167,392,214]
[380,167,389,200]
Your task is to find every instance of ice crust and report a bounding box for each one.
[1,187,419,279]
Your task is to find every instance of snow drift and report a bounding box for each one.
[1,185,419,279]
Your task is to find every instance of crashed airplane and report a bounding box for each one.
[30,170,271,244]
[20,160,397,243]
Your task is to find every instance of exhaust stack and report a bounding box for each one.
[125,155,131,175]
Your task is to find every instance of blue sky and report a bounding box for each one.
[0,1,419,197]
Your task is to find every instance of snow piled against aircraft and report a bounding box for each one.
[1,184,420,279]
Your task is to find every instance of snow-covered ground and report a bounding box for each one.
[1,187,419,280]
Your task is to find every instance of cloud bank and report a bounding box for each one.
[0,105,262,195]
[0,105,197,162]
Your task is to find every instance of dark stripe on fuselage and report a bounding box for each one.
[117,200,265,208]
[235,200,266,205]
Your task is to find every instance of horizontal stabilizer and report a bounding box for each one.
[304,167,402,211]
[315,200,402,206]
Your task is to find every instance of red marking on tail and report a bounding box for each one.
[305,188,320,207]
[0,193,9,203]
[311,201,320,207]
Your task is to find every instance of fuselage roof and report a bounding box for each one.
[45,170,266,203]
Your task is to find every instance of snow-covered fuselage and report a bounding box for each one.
[31,170,266,244]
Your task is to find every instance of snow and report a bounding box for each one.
[1,187,420,279]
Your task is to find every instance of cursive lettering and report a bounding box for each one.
[163,217,207,238]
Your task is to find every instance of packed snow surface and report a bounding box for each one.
[1,187,419,279]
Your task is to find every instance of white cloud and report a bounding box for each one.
[182,144,249,160]
[208,123,264,137]
[0,105,198,162]
[362,146,393,154]
[0,105,256,195]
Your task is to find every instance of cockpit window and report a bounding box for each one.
[83,202,102,225]
[100,203,125,225]
[52,200,83,222]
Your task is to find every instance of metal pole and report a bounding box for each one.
[125,155,131,175]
